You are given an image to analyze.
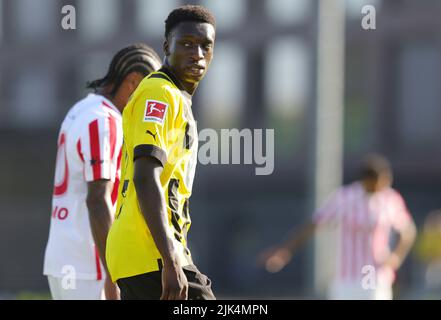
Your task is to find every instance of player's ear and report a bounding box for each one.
[126,72,143,91]
[163,40,170,57]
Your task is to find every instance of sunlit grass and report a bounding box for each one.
[15,291,51,300]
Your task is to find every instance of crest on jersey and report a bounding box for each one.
[143,100,168,125]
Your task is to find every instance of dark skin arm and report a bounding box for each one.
[133,156,188,300]
[260,218,417,273]
[258,221,318,273]
[86,180,119,300]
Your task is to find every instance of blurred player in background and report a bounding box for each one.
[43,44,161,300]
[414,210,441,297]
[106,5,216,300]
[260,154,416,299]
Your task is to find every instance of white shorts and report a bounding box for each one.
[328,281,393,300]
[47,276,105,300]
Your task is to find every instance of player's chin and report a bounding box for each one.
[184,72,205,84]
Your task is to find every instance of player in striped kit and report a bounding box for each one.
[261,154,417,299]
[43,44,161,300]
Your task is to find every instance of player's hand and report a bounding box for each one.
[160,262,188,300]
[257,246,292,273]
[104,275,120,300]
[382,252,402,271]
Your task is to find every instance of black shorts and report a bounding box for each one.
[116,264,216,300]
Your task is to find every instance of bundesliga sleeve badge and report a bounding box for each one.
[143,100,168,125]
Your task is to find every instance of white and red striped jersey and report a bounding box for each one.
[313,182,413,286]
[43,93,122,280]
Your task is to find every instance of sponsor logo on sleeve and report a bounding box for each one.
[143,100,168,124]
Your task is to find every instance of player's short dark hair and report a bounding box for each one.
[164,5,216,39]
[86,43,161,96]
[359,154,392,180]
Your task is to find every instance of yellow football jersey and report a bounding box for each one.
[106,68,198,282]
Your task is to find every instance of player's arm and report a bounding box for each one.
[86,180,120,300]
[133,156,188,300]
[385,218,417,271]
[384,193,417,271]
[278,221,318,254]
[258,221,318,273]
[259,190,341,273]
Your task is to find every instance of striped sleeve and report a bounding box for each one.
[312,188,344,225]
[79,115,120,182]
[389,190,412,232]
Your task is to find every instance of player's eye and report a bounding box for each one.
[203,43,213,51]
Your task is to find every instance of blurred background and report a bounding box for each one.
[1,0,441,299]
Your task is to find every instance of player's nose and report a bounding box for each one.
[189,45,204,61]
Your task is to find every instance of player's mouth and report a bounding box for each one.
[186,64,205,77]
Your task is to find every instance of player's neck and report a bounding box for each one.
[360,179,383,195]
[96,88,124,113]
[163,63,198,96]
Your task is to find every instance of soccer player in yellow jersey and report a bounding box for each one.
[106,5,216,300]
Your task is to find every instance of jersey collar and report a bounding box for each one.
[91,93,121,115]
[157,67,192,101]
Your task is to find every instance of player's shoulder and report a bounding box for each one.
[77,94,119,118]
[142,75,177,96]
[384,187,405,202]
[63,94,119,131]
[335,182,363,200]
[139,70,184,99]
[129,72,182,120]
[339,182,358,194]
